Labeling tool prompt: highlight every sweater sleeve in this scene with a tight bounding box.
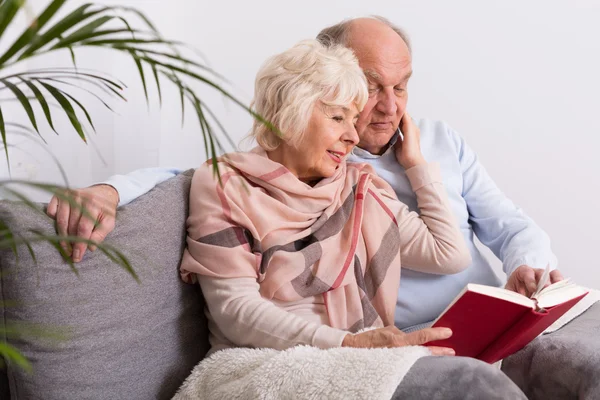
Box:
[198,276,348,350]
[100,167,184,206]
[385,162,471,274]
[451,128,557,276]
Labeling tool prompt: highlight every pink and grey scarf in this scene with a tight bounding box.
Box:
[180,147,402,332]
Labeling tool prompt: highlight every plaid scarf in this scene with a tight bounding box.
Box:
[180,147,401,332]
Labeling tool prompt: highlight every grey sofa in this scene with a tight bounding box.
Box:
[2,170,599,400]
[0,170,210,399]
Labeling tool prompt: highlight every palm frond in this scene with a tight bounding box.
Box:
[32,75,117,112]
[19,78,58,133]
[0,1,247,164]
[128,50,148,104]
[1,321,69,342]
[0,0,270,373]
[0,217,17,260]
[0,0,23,39]
[0,106,8,171]
[0,78,40,135]
[16,4,101,60]
[0,0,67,65]
[0,341,31,373]
[150,63,161,106]
[36,81,86,141]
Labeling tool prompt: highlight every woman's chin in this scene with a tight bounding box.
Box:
[319,167,338,179]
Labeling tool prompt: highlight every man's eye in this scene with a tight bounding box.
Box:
[332,116,344,122]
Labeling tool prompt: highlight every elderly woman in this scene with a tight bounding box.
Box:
[177,39,471,398]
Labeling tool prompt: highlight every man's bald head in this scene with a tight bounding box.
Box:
[345,18,411,64]
[316,16,411,55]
[317,16,413,155]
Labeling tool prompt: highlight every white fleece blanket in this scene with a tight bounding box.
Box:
[172,345,430,400]
[174,290,600,400]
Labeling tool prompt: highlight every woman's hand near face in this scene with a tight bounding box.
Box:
[394,112,427,169]
[342,325,455,356]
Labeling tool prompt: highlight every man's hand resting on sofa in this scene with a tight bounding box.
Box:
[505,265,564,297]
[46,185,119,262]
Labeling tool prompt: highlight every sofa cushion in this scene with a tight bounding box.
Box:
[0,169,209,400]
[502,301,600,399]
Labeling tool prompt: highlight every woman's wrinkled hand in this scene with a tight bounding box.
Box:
[394,112,426,169]
[342,325,455,356]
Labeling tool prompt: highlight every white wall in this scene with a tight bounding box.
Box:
[2,0,599,287]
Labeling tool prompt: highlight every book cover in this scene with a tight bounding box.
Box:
[426,281,588,364]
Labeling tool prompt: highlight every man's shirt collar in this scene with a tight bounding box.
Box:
[351,129,400,159]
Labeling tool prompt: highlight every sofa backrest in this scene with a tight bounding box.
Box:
[0,170,210,399]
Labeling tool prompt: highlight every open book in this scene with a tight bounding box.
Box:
[427,274,588,364]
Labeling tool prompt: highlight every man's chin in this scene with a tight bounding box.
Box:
[358,129,396,154]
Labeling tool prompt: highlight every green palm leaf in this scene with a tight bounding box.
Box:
[0,78,40,135]
[19,78,58,134]
[0,342,31,373]
[58,15,113,44]
[0,1,273,373]
[129,50,148,103]
[0,218,17,259]
[61,90,95,132]
[36,75,117,111]
[1,1,250,161]
[0,0,67,65]
[11,68,126,90]
[0,0,23,39]
[37,81,86,142]
[90,44,226,81]
[150,63,161,106]
[53,28,137,49]
[17,4,99,60]
[0,106,8,170]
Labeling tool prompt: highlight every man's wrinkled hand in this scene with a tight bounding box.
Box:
[46,184,119,262]
[342,325,455,356]
[394,112,426,169]
[505,265,564,297]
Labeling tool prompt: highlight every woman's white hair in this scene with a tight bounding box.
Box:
[250,39,368,151]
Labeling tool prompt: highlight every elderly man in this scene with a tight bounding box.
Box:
[48,16,599,399]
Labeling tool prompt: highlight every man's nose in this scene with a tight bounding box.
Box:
[376,89,398,116]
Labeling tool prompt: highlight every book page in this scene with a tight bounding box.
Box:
[531,263,551,299]
[537,280,589,308]
[465,284,535,308]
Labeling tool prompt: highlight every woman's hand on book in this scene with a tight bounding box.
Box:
[505,265,564,297]
[341,325,455,356]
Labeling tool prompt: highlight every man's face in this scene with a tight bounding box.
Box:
[348,21,413,155]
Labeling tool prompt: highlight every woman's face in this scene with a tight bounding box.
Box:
[274,102,360,184]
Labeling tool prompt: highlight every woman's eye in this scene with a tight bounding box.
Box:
[333,116,344,122]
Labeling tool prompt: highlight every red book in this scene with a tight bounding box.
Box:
[427,280,588,364]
